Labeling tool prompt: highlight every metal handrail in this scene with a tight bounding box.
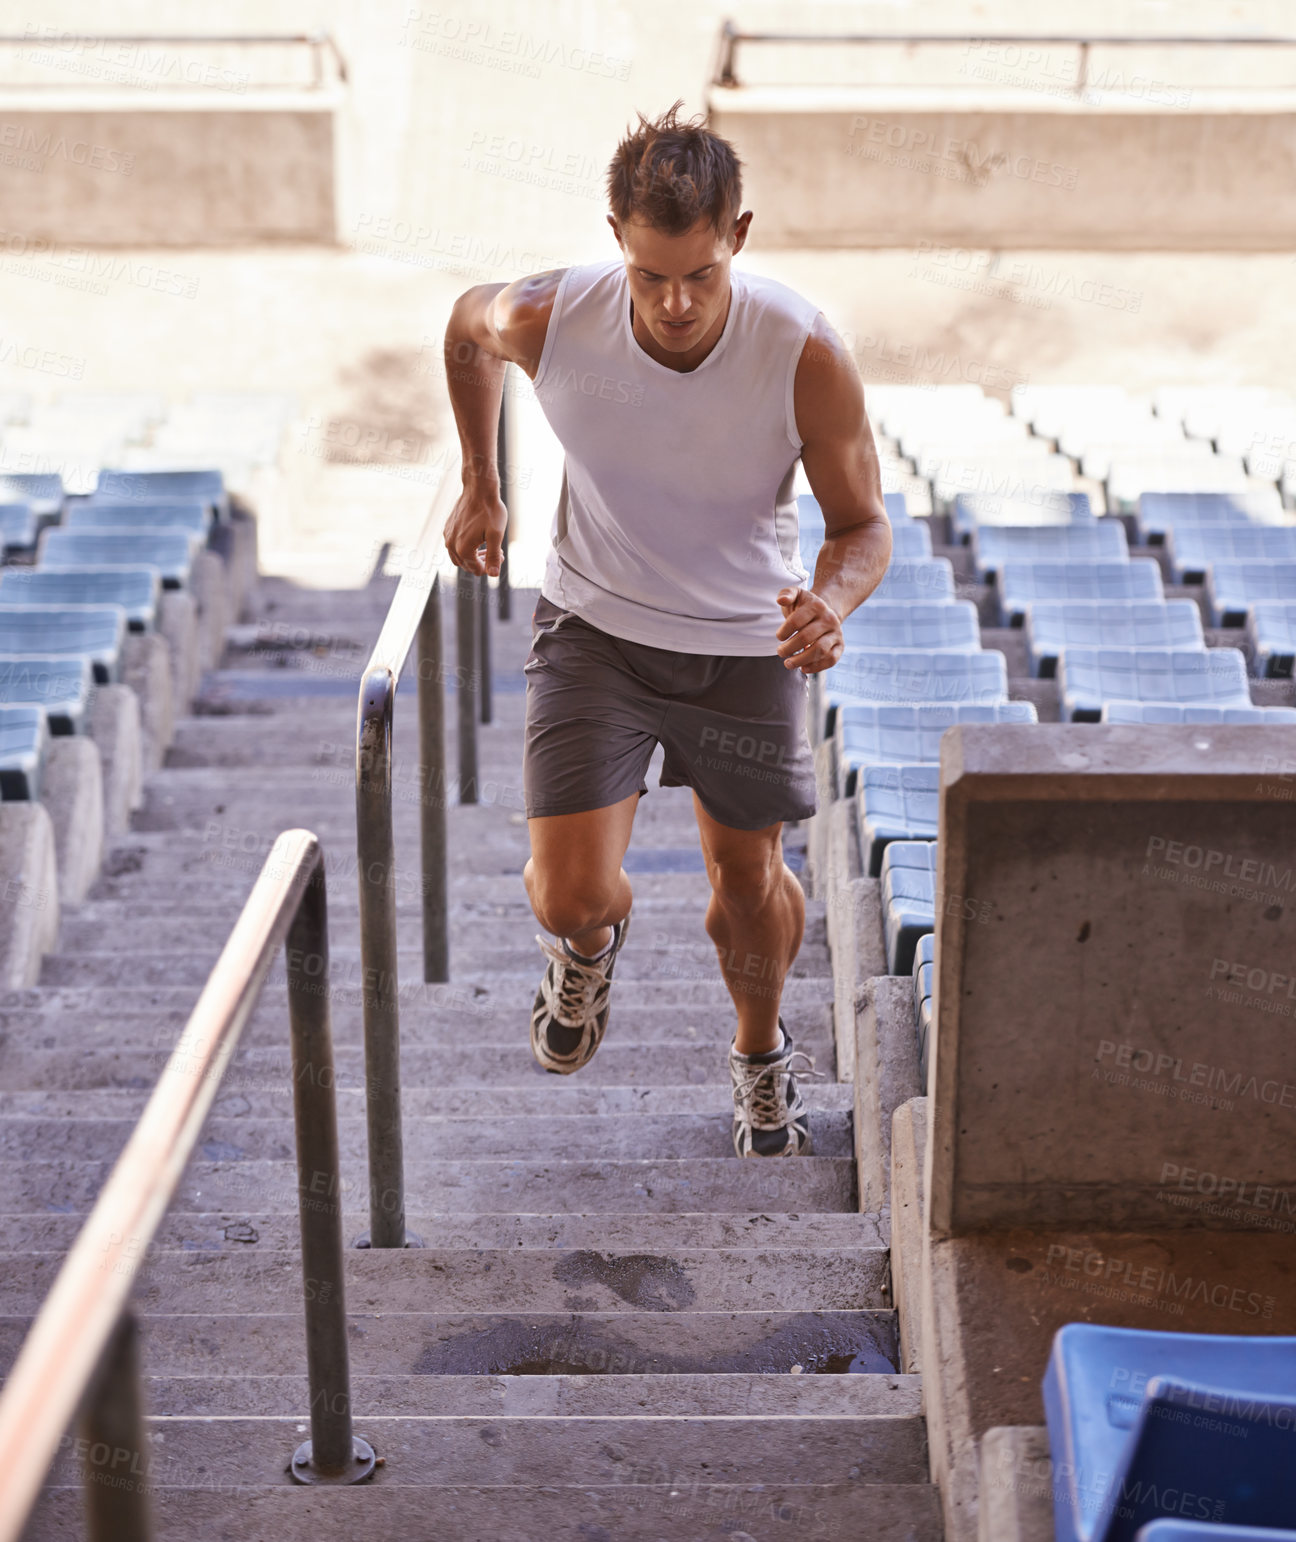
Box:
[711,21,1296,89]
[0,30,348,88]
[0,829,373,1542]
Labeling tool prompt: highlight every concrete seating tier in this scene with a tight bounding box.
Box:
[1100,701,1296,725]
[952,491,1093,540]
[37,527,200,588]
[1011,384,1148,440]
[0,655,92,734]
[1024,600,1204,679]
[66,500,212,538]
[92,465,228,518]
[998,561,1165,626]
[1206,562,1296,627]
[931,454,1076,517]
[843,601,980,653]
[858,764,939,876]
[0,474,63,522]
[1136,490,1287,544]
[837,703,1039,793]
[1056,646,1252,721]
[0,605,127,684]
[973,522,1129,581]
[1245,602,1296,677]
[1164,522,1296,584]
[0,703,50,799]
[1105,455,1251,514]
[0,566,161,632]
[881,839,937,975]
[823,649,1009,721]
[1044,1323,1296,1542]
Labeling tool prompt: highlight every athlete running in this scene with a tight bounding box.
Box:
[442,101,891,1156]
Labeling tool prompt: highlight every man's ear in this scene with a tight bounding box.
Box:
[607,213,622,247]
[732,209,753,255]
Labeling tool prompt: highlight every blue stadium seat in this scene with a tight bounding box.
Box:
[1246,603,1296,678]
[0,704,50,800]
[912,931,934,1086]
[871,559,956,604]
[93,466,227,518]
[65,500,212,538]
[825,649,1009,713]
[1206,562,1296,627]
[1100,701,1296,725]
[0,656,93,734]
[881,840,937,975]
[1136,1525,1296,1541]
[836,702,1039,790]
[38,527,199,588]
[857,764,939,876]
[0,503,38,555]
[1136,490,1286,545]
[0,605,127,684]
[0,566,161,632]
[1164,523,1296,583]
[999,560,1164,626]
[0,473,63,523]
[973,521,1129,580]
[1057,647,1252,721]
[1024,600,1204,678]
[842,601,981,653]
[1044,1323,1296,1542]
[952,490,1093,540]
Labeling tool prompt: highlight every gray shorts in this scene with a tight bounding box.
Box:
[523,594,818,831]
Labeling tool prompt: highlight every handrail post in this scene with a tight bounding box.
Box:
[287,860,377,1482]
[354,674,417,1249]
[478,573,493,725]
[417,574,449,982]
[455,568,479,803]
[80,1313,151,1542]
[497,385,512,620]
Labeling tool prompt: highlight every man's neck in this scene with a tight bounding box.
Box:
[629,284,732,374]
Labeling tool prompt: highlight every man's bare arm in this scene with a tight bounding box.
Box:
[441,269,562,574]
[774,315,892,673]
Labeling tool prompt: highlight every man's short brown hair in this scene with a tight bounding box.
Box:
[606,99,743,237]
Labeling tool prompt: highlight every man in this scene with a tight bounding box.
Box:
[442,101,891,1156]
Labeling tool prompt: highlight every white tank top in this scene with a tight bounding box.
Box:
[531,256,822,655]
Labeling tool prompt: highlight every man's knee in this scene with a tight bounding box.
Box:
[707,849,782,918]
[528,867,621,938]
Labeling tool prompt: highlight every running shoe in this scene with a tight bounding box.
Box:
[729,1020,818,1157]
[530,914,630,1075]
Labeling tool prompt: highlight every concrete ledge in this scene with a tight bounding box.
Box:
[891,1096,928,1376]
[830,876,885,1082]
[808,739,843,898]
[41,737,104,908]
[160,591,200,712]
[853,975,923,1215]
[89,685,143,836]
[191,548,232,672]
[978,1427,1053,1542]
[123,632,175,770]
[210,512,259,622]
[0,803,59,988]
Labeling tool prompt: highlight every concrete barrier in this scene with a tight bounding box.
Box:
[919,722,1296,1541]
[89,684,143,836]
[41,737,104,908]
[160,590,200,710]
[123,631,175,771]
[0,804,59,988]
[890,1096,927,1376]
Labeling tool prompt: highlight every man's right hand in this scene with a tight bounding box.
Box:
[444,483,508,577]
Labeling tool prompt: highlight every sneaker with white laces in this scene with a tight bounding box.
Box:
[729,1019,819,1157]
[530,913,630,1075]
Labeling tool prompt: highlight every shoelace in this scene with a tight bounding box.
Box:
[732,1048,824,1128]
[535,934,612,1027]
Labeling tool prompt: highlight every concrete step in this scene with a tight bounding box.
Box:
[0,1039,835,1092]
[0,1155,857,1215]
[0,1108,855,1162]
[3,1244,887,1315]
[129,1369,921,1417]
[25,1480,942,1542]
[0,1307,897,1376]
[41,1411,928,1488]
[0,1208,883,1255]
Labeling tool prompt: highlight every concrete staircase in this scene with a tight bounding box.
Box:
[3,572,942,1540]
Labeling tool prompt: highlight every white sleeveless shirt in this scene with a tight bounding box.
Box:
[531,256,822,655]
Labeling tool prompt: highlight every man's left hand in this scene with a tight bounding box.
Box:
[775,587,844,674]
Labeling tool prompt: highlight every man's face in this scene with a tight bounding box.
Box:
[610,212,750,355]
